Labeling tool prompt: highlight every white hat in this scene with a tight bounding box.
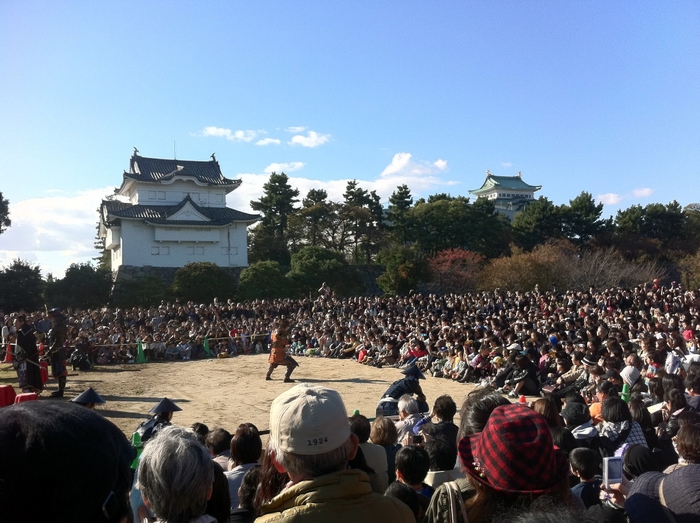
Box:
[620,366,641,387]
[269,384,350,455]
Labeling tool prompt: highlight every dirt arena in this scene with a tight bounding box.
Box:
[2,355,478,436]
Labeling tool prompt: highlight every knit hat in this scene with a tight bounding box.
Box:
[458,404,569,494]
[620,366,641,387]
[0,401,135,523]
[625,465,700,523]
[561,401,591,427]
[269,384,350,455]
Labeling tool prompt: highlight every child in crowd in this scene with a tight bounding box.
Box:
[569,447,602,509]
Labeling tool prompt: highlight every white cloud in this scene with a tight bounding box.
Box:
[256,138,281,146]
[597,193,623,205]
[286,126,307,133]
[199,127,261,142]
[263,162,304,173]
[288,130,331,148]
[501,162,512,168]
[381,153,449,178]
[434,159,448,171]
[632,188,653,198]
[0,187,115,277]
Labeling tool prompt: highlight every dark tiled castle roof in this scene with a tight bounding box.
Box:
[125,154,241,187]
[102,196,259,226]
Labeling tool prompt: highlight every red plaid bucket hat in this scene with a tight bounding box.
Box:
[458,404,569,494]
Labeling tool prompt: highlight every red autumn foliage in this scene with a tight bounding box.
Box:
[427,248,485,294]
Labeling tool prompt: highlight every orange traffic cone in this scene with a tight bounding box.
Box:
[2,344,12,364]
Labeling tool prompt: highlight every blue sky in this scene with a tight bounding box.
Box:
[1,1,699,277]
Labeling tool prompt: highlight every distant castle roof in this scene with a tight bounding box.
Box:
[469,170,541,195]
[102,195,259,227]
[118,152,241,192]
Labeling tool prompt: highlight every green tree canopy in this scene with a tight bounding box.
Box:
[287,246,364,297]
[0,259,43,311]
[387,184,413,243]
[112,276,172,308]
[376,245,428,295]
[0,192,10,235]
[172,262,236,304]
[560,191,606,246]
[250,172,300,239]
[238,261,291,300]
[511,196,564,250]
[44,263,111,309]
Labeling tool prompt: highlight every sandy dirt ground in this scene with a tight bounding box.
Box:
[2,355,480,437]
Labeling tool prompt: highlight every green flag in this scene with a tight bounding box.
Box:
[203,337,212,358]
[136,340,148,363]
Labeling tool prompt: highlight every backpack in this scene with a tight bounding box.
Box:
[598,425,631,458]
[134,417,169,444]
[424,479,471,523]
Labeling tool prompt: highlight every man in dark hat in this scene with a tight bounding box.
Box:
[376,365,428,417]
[133,397,182,445]
[71,387,106,410]
[46,307,68,397]
[13,314,43,393]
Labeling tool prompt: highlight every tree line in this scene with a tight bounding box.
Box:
[245,172,700,294]
[2,178,700,311]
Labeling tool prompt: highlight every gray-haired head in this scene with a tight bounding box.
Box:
[398,394,419,415]
[138,426,214,523]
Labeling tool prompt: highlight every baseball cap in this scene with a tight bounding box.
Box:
[269,384,350,455]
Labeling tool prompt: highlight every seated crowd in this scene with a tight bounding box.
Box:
[3,366,699,523]
[2,282,700,385]
[2,281,700,522]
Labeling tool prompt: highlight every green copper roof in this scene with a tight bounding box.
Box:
[469,171,541,195]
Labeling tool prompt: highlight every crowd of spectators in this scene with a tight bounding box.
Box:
[2,282,700,380]
[2,281,700,522]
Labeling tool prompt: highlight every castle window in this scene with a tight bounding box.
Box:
[157,191,166,200]
[187,247,195,255]
[148,191,156,200]
[196,247,205,255]
[161,247,170,255]
[151,247,159,255]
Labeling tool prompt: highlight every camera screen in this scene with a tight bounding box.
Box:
[605,458,622,480]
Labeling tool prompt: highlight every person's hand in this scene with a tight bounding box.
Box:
[601,472,631,506]
[601,475,630,507]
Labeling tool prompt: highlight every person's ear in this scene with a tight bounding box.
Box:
[347,433,359,461]
[271,451,287,474]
